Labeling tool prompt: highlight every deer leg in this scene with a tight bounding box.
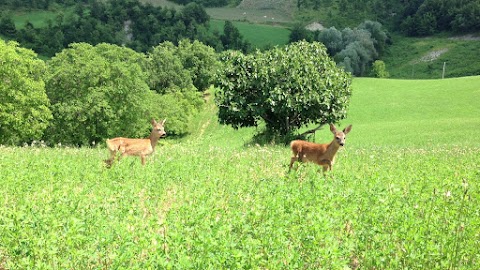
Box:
[104,150,116,168]
[141,155,146,165]
[289,156,298,172]
[321,165,329,176]
[319,159,332,170]
[297,152,304,162]
[316,159,332,177]
[104,158,113,168]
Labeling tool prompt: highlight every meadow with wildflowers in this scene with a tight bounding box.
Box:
[0,76,479,269]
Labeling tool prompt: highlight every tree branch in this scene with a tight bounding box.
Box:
[299,123,326,137]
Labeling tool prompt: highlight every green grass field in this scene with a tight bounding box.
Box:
[11,10,62,29]
[1,77,480,269]
[344,76,480,147]
[210,19,291,49]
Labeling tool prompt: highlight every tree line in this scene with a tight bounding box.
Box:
[1,38,353,146]
[0,0,251,57]
[290,20,390,76]
[296,0,480,36]
[0,39,219,146]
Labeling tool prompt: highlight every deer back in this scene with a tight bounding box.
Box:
[106,137,154,156]
[291,140,330,163]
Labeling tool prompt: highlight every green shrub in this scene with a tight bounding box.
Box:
[371,60,390,78]
[147,41,205,135]
[0,40,52,145]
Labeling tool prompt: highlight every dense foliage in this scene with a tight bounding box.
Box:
[401,0,480,35]
[0,0,250,56]
[44,43,157,146]
[0,38,218,145]
[0,40,52,145]
[215,41,352,135]
[175,39,221,92]
[146,41,205,135]
[291,20,390,76]
[297,0,480,36]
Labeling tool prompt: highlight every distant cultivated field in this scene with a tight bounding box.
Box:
[11,10,60,28]
[206,7,292,24]
[1,77,479,269]
[210,19,290,48]
[140,0,295,24]
[139,0,181,9]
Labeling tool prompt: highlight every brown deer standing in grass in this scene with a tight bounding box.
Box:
[289,123,352,174]
[104,119,166,168]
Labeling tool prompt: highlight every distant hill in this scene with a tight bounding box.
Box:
[3,0,479,78]
[384,34,480,79]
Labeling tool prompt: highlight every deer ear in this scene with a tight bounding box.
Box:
[151,119,157,125]
[161,118,166,125]
[343,125,352,135]
[329,123,337,134]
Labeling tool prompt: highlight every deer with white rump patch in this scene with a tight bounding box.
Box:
[289,123,352,174]
[104,119,166,168]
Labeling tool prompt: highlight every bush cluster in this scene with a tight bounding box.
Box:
[0,40,219,146]
[291,20,389,76]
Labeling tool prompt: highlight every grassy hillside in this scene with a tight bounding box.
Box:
[343,76,480,147]
[194,76,480,148]
[1,77,479,269]
[385,34,480,79]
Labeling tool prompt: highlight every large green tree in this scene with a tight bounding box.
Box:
[176,39,220,91]
[215,41,352,135]
[315,21,389,76]
[0,40,52,145]
[146,41,204,135]
[44,43,159,146]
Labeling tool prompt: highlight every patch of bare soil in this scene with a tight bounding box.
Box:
[419,48,449,62]
[305,22,324,31]
[449,34,480,41]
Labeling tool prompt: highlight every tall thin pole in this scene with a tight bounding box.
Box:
[442,62,446,79]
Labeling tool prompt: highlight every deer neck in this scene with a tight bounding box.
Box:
[149,133,160,149]
[326,140,341,158]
